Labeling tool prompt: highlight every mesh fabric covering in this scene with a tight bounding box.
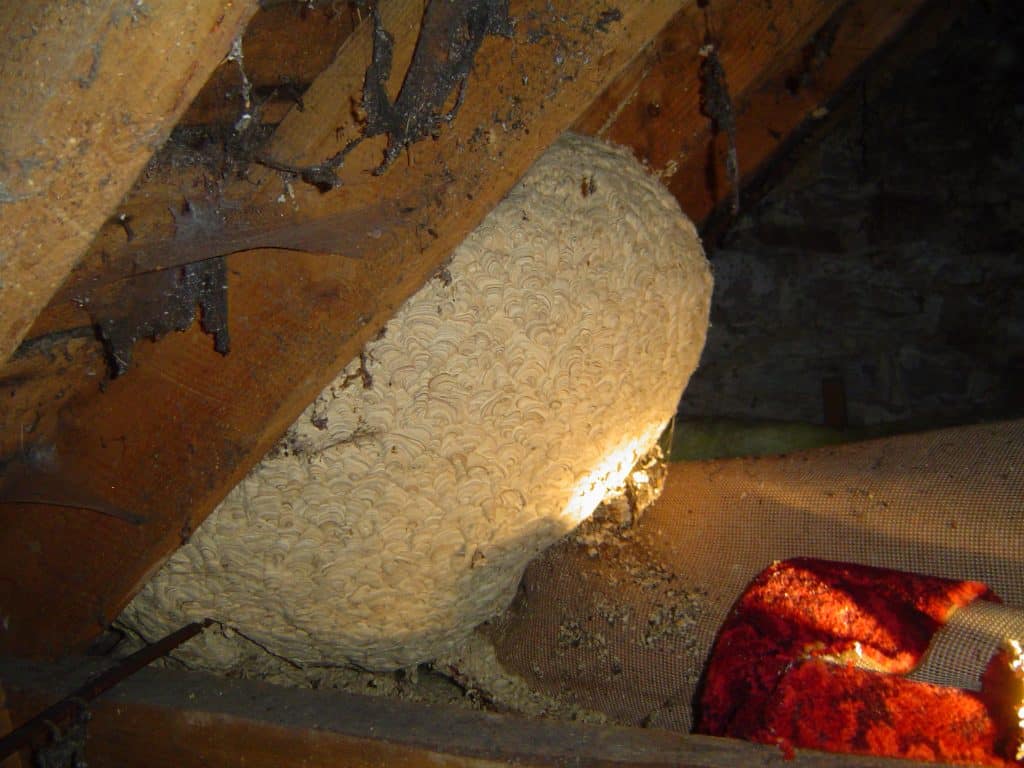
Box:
[908,600,1024,691]
[484,419,1024,732]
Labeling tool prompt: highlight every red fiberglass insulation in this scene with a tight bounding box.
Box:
[697,558,1023,765]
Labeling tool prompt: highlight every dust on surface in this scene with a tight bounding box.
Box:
[477,445,710,728]
[121,444,707,727]
[314,446,702,725]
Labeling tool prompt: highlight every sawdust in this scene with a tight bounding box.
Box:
[563,455,707,670]
[112,441,689,726]
[474,442,711,730]
[577,449,657,533]
[158,625,604,722]
[410,447,687,724]
[558,443,705,662]
[436,633,607,723]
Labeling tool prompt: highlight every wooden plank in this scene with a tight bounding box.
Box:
[179,3,359,127]
[0,657,947,768]
[26,0,941,347]
[0,0,690,657]
[0,0,960,660]
[574,0,942,228]
[700,0,966,239]
[0,0,259,365]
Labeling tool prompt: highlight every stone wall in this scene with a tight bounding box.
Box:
[680,3,1024,428]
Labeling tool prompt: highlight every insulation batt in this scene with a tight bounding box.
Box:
[119,133,713,671]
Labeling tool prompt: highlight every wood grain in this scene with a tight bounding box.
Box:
[0,0,688,657]
[574,0,939,227]
[1,657,949,768]
[0,0,259,364]
[179,3,359,127]
[0,0,958,659]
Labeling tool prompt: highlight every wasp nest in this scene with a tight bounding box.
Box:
[119,133,712,671]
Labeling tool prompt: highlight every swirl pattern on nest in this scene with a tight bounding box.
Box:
[119,133,713,671]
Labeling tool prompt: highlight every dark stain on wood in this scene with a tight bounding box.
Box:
[95,256,229,378]
[361,0,514,173]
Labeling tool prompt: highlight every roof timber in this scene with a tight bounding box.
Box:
[575,0,948,228]
[1,656,948,768]
[0,0,259,365]
[0,0,692,657]
[0,0,956,658]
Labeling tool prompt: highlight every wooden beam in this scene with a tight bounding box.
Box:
[0,0,963,660]
[573,0,842,204]
[0,657,945,768]
[0,0,690,657]
[701,0,966,239]
[0,0,259,365]
[574,0,944,229]
[179,3,359,127]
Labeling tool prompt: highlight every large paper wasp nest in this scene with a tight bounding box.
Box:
[119,133,712,671]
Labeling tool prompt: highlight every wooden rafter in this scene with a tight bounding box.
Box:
[0,0,691,657]
[0,0,962,658]
[2,657,946,768]
[0,0,259,365]
[574,0,946,229]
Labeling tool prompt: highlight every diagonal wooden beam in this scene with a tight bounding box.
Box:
[573,0,845,212]
[0,0,962,660]
[0,0,259,365]
[0,0,690,657]
[1,657,945,768]
[179,3,359,127]
[39,1,445,304]
[574,0,946,230]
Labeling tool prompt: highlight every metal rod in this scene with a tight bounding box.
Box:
[0,619,212,761]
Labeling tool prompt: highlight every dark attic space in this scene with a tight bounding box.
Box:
[680,2,1024,444]
[1,2,1023,768]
